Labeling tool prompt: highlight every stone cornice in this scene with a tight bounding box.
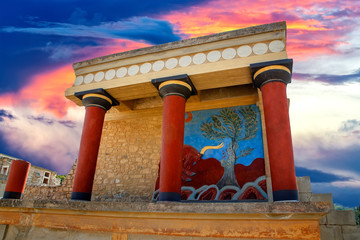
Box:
[73,22,286,69]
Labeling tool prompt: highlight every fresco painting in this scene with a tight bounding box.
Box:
[154,104,267,201]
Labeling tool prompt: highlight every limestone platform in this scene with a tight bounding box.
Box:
[0,199,330,239]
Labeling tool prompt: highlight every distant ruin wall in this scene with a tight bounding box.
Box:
[23,162,76,200]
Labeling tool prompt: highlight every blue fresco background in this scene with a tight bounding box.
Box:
[184,105,264,166]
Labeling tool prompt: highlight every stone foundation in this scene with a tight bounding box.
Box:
[0,200,330,240]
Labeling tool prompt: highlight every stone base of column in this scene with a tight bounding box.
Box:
[71,192,92,201]
[3,191,23,199]
[159,192,181,202]
[273,190,298,201]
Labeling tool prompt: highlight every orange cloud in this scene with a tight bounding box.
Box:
[160,0,355,60]
[0,39,150,118]
[0,65,75,118]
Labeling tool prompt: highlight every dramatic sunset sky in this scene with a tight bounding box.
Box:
[0,0,359,207]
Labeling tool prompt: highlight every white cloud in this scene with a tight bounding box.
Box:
[288,80,360,135]
[0,106,84,174]
[332,180,360,188]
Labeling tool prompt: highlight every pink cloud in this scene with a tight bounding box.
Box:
[160,0,358,60]
[0,39,150,118]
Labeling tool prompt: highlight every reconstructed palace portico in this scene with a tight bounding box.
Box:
[67,21,297,203]
[1,22,358,240]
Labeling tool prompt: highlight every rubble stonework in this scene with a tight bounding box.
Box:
[92,116,161,201]
[22,161,77,200]
[0,154,61,199]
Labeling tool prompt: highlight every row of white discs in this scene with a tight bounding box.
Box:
[75,40,284,86]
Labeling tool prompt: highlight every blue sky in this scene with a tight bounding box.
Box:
[0,0,359,207]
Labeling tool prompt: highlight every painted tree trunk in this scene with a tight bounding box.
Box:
[216,143,239,189]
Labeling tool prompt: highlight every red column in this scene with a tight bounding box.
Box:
[3,160,31,199]
[250,59,298,201]
[159,95,186,201]
[71,91,116,201]
[152,75,197,201]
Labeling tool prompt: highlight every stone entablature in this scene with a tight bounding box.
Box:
[72,39,285,86]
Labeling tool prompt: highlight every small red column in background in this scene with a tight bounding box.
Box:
[152,75,197,201]
[3,160,31,199]
[71,89,118,201]
[251,59,298,201]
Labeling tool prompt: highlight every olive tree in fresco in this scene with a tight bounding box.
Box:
[200,106,258,188]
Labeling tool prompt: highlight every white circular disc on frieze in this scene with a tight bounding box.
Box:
[74,76,84,86]
[140,63,152,74]
[128,65,139,76]
[269,40,285,52]
[94,72,105,82]
[222,48,236,60]
[84,74,94,84]
[253,43,268,55]
[116,67,127,78]
[105,70,115,80]
[165,58,178,69]
[193,53,206,65]
[179,56,192,67]
[237,45,252,57]
[152,60,165,72]
[207,50,221,62]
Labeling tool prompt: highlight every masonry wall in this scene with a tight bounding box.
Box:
[92,116,161,201]
[23,162,76,200]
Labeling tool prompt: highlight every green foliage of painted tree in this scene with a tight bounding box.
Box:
[56,175,66,185]
[200,106,258,188]
[356,206,360,225]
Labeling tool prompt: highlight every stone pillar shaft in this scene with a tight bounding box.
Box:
[71,106,106,200]
[71,89,118,201]
[152,75,197,201]
[3,160,31,199]
[261,81,297,200]
[159,95,186,201]
[251,59,298,201]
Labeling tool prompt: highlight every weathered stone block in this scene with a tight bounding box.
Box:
[342,226,360,240]
[0,225,7,239]
[319,215,327,225]
[297,176,312,193]
[311,193,334,209]
[320,225,343,240]
[326,210,356,225]
[299,192,312,202]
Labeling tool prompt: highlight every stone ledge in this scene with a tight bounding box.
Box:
[311,193,334,209]
[0,200,328,239]
[0,199,330,220]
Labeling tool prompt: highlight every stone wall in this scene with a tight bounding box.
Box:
[297,176,360,240]
[23,161,77,201]
[27,165,60,186]
[92,115,161,201]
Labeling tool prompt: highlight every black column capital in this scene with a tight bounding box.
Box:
[75,88,119,111]
[152,74,197,100]
[250,59,293,89]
